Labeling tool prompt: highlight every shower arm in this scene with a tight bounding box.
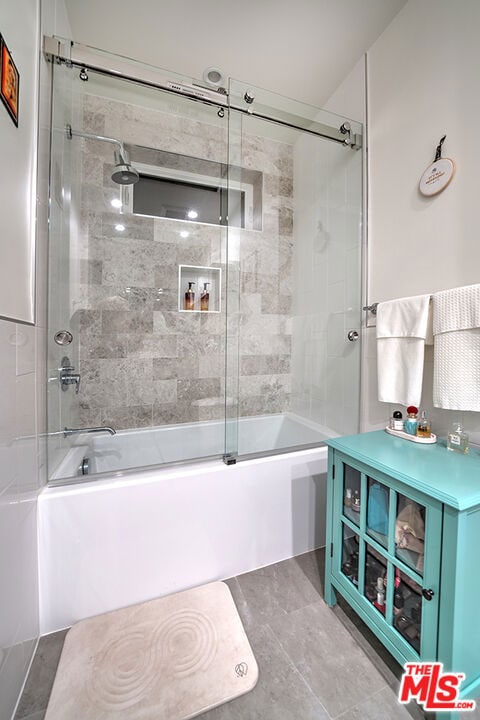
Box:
[65,124,127,158]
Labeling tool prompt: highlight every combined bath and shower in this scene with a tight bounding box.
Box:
[65,124,140,185]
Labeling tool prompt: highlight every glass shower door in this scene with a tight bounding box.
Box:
[47,59,232,481]
[46,43,363,482]
[226,79,363,459]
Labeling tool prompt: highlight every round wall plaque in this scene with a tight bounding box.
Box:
[419,156,455,196]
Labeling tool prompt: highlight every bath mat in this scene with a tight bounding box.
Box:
[45,582,258,720]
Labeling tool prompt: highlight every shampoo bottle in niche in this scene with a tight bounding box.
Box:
[200,282,210,311]
[184,282,195,311]
[404,406,418,435]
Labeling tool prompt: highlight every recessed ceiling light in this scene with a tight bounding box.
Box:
[115,223,125,232]
[187,209,198,219]
[111,198,122,208]
[180,230,190,238]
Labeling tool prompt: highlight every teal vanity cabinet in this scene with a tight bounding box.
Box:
[325,431,480,716]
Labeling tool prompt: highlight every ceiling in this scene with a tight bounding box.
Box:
[64,0,407,108]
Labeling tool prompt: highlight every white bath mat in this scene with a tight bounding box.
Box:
[45,582,258,720]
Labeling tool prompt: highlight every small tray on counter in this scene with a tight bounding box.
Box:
[385,426,437,444]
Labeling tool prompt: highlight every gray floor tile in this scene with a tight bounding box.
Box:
[460,697,480,719]
[198,623,330,720]
[14,630,67,719]
[232,555,323,628]
[332,597,400,688]
[269,599,388,718]
[16,713,45,720]
[293,548,325,596]
[335,685,413,720]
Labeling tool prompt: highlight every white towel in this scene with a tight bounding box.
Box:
[433,284,480,410]
[376,294,432,406]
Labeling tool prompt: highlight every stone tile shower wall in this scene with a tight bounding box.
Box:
[74,94,293,430]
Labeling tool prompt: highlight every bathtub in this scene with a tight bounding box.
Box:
[39,413,330,634]
[49,412,332,479]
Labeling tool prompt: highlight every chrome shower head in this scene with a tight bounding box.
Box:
[65,125,140,186]
[111,149,140,185]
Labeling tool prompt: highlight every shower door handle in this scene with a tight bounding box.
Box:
[347,330,359,342]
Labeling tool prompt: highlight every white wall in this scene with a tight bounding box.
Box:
[0,1,71,718]
[0,1,38,324]
[363,0,480,441]
[0,1,40,715]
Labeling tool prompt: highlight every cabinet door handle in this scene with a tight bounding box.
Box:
[422,588,435,601]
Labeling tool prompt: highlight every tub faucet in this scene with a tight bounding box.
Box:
[63,426,116,438]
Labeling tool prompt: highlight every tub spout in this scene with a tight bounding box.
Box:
[63,426,116,437]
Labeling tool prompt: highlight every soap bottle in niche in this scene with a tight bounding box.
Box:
[416,410,432,438]
[184,282,195,311]
[404,406,418,435]
[200,282,210,311]
[447,422,469,454]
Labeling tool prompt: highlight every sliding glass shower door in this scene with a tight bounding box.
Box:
[226,80,363,458]
[47,60,232,480]
[46,43,363,482]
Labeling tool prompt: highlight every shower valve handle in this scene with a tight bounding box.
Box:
[60,356,81,393]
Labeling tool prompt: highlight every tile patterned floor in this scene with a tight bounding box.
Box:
[15,548,476,720]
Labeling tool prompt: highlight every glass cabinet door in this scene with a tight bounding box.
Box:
[393,572,423,654]
[366,477,389,550]
[333,457,441,663]
[395,493,425,576]
[342,464,361,526]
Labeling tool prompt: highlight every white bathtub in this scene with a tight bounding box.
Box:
[50,412,332,479]
[39,413,330,634]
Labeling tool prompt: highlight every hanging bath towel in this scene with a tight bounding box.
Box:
[376,294,432,407]
[433,284,480,410]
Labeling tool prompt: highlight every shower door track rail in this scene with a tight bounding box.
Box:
[44,36,361,148]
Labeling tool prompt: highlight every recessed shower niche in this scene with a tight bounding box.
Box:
[178,265,221,313]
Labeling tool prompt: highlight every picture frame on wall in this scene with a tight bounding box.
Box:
[0,33,19,127]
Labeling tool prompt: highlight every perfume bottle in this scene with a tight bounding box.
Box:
[393,588,404,615]
[416,410,432,438]
[373,589,385,614]
[184,282,195,311]
[200,282,210,311]
[390,410,404,431]
[447,422,469,454]
[344,487,352,508]
[352,489,361,513]
[404,406,418,435]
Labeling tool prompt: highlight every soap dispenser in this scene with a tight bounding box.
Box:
[184,282,195,311]
[200,282,210,311]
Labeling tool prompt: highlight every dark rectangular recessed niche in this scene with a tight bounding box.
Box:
[133,175,245,228]
[123,145,263,231]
